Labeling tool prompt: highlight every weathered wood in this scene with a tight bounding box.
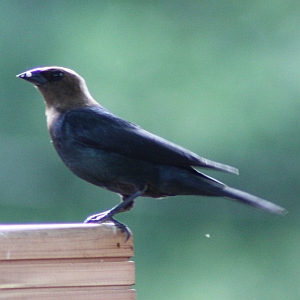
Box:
[1,288,135,300]
[0,223,133,260]
[0,223,135,300]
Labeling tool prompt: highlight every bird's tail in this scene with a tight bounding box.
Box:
[220,185,287,215]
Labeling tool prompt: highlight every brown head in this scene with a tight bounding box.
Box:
[17,66,98,111]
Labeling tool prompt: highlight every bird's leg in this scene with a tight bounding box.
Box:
[84,190,143,222]
[84,189,145,241]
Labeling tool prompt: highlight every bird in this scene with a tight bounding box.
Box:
[17,66,286,239]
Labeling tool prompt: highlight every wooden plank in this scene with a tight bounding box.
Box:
[0,259,134,288]
[0,287,136,300]
[0,223,135,299]
[0,223,133,260]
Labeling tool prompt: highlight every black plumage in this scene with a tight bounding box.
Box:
[17,66,287,238]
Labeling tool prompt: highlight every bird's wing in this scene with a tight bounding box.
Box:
[62,107,238,174]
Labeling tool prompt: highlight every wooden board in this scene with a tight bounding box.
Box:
[0,223,133,260]
[0,223,135,300]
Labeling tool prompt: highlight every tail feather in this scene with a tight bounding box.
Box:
[221,186,287,215]
[198,158,239,175]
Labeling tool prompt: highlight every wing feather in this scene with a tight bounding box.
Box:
[62,106,238,174]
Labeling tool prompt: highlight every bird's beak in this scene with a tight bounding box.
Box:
[16,69,48,85]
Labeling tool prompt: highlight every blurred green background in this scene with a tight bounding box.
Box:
[1,0,300,299]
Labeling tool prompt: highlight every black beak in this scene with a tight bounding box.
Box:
[17,69,48,85]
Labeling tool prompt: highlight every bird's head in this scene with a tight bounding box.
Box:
[17,66,98,111]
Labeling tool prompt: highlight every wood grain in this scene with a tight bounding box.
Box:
[0,223,135,300]
[0,223,133,260]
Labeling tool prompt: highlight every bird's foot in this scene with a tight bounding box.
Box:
[83,189,146,242]
[84,211,111,223]
[84,211,131,242]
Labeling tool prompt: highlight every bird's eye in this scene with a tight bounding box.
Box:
[50,71,64,81]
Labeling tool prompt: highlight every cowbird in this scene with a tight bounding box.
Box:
[17,66,286,238]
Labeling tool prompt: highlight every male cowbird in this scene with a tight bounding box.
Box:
[17,66,286,238]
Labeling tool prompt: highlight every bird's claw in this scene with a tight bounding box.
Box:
[84,211,110,223]
[84,211,131,242]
